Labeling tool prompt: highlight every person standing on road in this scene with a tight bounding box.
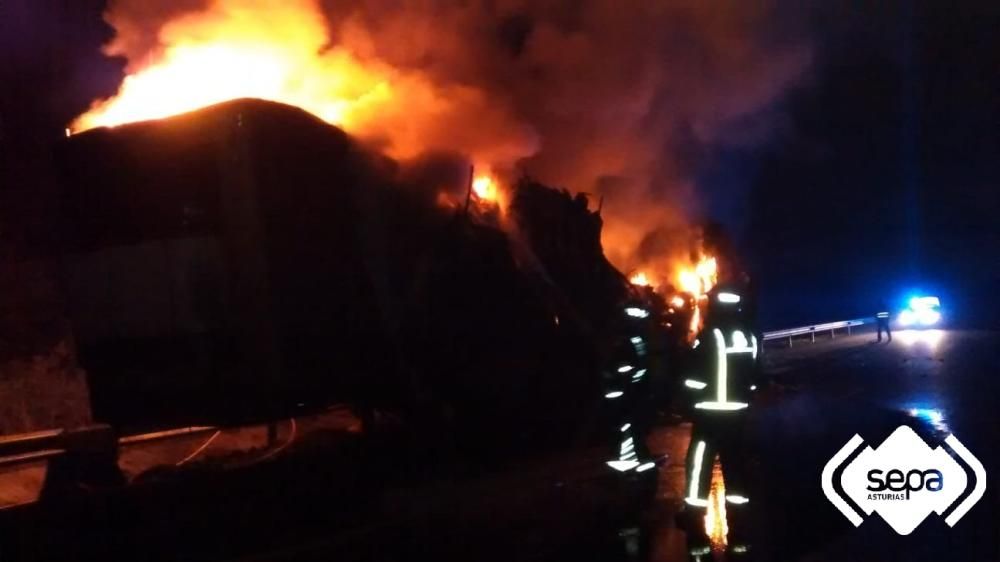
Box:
[679,282,759,541]
[876,300,892,342]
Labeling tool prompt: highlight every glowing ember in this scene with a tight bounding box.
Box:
[472,173,499,203]
[704,458,729,550]
[630,271,651,287]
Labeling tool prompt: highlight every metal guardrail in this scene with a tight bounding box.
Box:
[118,426,216,445]
[763,318,869,347]
[0,423,221,510]
[0,425,217,469]
[0,429,68,466]
[0,428,64,458]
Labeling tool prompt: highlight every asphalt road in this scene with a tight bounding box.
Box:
[344,327,1000,562]
[3,328,997,561]
[642,327,1000,561]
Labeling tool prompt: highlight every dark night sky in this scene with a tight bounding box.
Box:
[723,2,1000,328]
[2,1,998,329]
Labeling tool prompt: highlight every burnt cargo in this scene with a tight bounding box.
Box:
[54,99,637,458]
[57,100,416,428]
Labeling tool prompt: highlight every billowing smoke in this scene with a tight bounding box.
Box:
[91,0,810,282]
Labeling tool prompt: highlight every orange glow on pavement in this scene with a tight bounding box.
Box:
[704,458,729,550]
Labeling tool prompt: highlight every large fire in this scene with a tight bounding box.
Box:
[71,0,734,307]
[68,0,796,325]
[69,0,534,179]
[71,0,395,135]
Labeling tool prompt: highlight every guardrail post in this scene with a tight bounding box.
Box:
[831,327,835,339]
[39,424,125,502]
[788,336,793,348]
[811,331,815,343]
[848,325,852,335]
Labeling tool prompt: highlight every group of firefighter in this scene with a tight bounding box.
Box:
[602,272,760,545]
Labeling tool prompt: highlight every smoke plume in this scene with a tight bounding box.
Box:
[92,0,810,281]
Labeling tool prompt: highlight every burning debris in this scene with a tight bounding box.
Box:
[471,172,500,205]
[679,253,720,339]
[678,256,719,297]
[628,246,722,342]
[55,100,642,458]
[70,0,538,185]
[629,271,651,287]
[45,4,773,543]
[71,0,809,282]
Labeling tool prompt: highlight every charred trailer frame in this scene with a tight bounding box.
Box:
[54,101,398,430]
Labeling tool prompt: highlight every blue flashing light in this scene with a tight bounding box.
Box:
[900,294,942,327]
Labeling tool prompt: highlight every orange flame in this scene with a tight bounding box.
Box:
[69,0,536,178]
[704,457,729,550]
[71,0,394,134]
[472,173,499,203]
[629,271,651,287]
[677,256,718,296]
[467,167,510,215]
[677,254,717,338]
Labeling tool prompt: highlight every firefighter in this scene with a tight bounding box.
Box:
[602,297,660,477]
[679,282,759,537]
[876,300,892,342]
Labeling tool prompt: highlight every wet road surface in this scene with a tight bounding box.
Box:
[631,328,1000,561]
[270,328,1000,562]
[3,329,997,561]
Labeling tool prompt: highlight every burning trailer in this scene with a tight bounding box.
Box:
[53,99,666,461]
